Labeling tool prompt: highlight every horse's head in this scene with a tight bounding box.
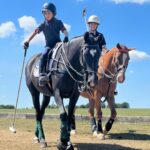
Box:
[81,44,101,88]
[113,43,134,83]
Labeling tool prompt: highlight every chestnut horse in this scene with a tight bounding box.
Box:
[71,44,134,139]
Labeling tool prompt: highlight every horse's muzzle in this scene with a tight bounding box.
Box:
[117,74,125,83]
[88,74,98,88]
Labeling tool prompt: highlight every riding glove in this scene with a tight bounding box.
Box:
[63,36,69,43]
[24,42,29,49]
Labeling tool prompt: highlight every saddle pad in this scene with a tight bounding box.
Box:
[33,42,62,78]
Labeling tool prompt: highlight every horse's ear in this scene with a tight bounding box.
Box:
[128,48,136,51]
[117,43,128,50]
[116,43,121,49]
[84,32,89,43]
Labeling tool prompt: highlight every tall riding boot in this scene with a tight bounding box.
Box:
[39,58,49,86]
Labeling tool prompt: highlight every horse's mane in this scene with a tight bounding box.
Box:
[70,35,84,44]
[103,47,117,59]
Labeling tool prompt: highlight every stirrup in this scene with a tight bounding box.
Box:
[39,73,49,86]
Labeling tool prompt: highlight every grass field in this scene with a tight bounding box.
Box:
[0,108,150,117]
[0,118,150,150]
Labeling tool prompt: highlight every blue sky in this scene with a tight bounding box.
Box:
[0,0,150,108]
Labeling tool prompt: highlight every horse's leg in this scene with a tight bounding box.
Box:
[28,83,48,148]
[88,99,97,135]
[27,83,42,141]
[70,111,76,135]
[94,97,104,139]
[103,96,117,136]
[37,95,50,148]
[54,89,73,150]
[40,95,50,119]
[68,92,79,137]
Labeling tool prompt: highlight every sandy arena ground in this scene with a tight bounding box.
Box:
[0,118,150,150]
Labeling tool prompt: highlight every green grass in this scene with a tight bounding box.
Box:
[0,108,150,116]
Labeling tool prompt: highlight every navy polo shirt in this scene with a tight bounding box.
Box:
[89,31,106,50]
[36,18,66,48]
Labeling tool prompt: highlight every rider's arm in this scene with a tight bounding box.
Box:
[24,23,44,49]
[63,29,68,37]
[23,30,38,49]
[60,20,69,42]
[62,29,69,42]
[26,30,37,43]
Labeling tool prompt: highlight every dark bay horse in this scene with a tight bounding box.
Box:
[71,44,134,139]
[25,36,100,149]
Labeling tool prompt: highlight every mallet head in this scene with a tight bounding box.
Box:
[9,126,16,133]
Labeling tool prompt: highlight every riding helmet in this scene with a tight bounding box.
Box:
[42,2,56,15]
[88,15,100,24]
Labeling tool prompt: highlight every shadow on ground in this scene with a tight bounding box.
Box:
[109,130,150,141]
[74,143,140,150]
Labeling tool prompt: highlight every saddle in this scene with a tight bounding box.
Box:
[33,42,63,78]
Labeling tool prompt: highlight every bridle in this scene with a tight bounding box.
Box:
[80,44,99,74]
[100,48,129,83]
[58,42,99,91]
[100,48,130,103]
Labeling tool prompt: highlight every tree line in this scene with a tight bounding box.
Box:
[0,105,15,109]
[0,102,130,109]
[65,102,130,109]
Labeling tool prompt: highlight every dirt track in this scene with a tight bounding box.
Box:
[0,118,150,150]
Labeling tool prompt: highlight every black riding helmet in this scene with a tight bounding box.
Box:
[42,2,56,15]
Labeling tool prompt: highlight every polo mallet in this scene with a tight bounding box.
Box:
[9,48,27,133]
[82,8,88,31]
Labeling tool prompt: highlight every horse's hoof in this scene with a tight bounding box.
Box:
[71,130,77,135]
[57,140,74,150]
[103,127,108,135]
[97,133,105,140]
[33,137,40,143]
[66,141,74,150]
[57,140,66,150]
[40,138,47,148]
[93,131,97,137]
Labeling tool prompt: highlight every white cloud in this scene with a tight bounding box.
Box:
[129,50,150,61]
[64,23,71,32]
[110,0,150,4]
[0,21,16,38]
[18,16,44,45]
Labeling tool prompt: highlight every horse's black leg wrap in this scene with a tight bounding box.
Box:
[60,112,70,142]
[105,118,114,132]
[90,117,97,132]
[70,115,76,130]
[97,119,103,133]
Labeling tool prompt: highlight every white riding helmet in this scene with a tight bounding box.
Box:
[88,15,100,24]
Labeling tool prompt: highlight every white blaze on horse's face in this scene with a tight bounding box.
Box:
[90,49,97,57]
[117,52,129,83]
